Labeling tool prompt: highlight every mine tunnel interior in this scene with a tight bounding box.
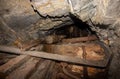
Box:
[0,15,108,79]
[1,0,119,79]
[40,14,97,43]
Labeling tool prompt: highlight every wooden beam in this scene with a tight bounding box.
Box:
[62,35,98,43]
[0,45,109,68]
[30,60,53,79]
[0,55,30,74]
[6,57,39,79]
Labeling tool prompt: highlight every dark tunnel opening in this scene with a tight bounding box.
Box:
[47,15,97,40]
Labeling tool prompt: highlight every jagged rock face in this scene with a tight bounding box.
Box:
[31,0,69,17]
[0,0,120,43]
[30,0,120,24]
[0,0,120,48]
[0,0,120,37]
[0,0,40,31]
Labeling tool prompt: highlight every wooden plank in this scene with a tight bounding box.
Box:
[30,60,53,79]
[44,61,56,79]
[6,57,39,79]
[0,45,111,68]
[0,55,30,74]
[62,35,98,43]
[44,43,105,61]
[0,53,16,66]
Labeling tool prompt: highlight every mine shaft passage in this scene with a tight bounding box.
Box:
[0,0,117,79]
[0,13,112,79]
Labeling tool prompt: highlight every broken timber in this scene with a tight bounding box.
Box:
[6,57,40,79]
[62,35,98,43]
[0,42,112,68]
[0,55,30,74]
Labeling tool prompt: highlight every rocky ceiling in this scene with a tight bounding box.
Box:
[0,0,120,44]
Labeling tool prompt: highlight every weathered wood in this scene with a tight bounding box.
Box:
[0,45,109,68]
[0,53,16,66]
[30,60,53,79]
[6,57,39,79]
[0,55,30,74]
[62,65,80,79]
[44,43,104,61]
[62,35,98,43]
[44,61,56,79]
